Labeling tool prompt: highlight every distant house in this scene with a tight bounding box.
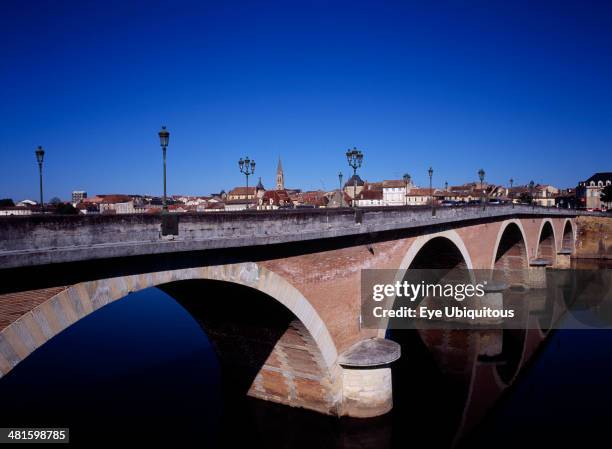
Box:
[325,190,352,208]
[291,190,328,208]
[258,190,292,210]
[98,195,135,214]
[356,189,384,207]
[577,172,612,210]
[227,187,256,201]
[405,188,436,206]
[382,180,410,206]
[0,206,32,216]
[554,188,577,209]
[343,174,365,200]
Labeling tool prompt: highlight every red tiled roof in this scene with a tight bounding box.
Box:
[99,195,132,204]
[263,190,292,204]
[406,188,435,196]
[382,180,405,188]
[359,190,383,200]
[228,187,256,196]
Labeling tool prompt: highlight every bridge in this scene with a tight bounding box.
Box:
[0,205,599,418]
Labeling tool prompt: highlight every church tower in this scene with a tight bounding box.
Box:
[276,157,285,190]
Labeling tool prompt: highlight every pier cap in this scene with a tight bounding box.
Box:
[338,338,400,367]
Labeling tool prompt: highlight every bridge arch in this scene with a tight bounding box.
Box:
[378,231,473,339]
[561,218,575,252]
[490,219,529,270]
[535,219,557,263]
[0,263,338,383]
[399,230,474,270]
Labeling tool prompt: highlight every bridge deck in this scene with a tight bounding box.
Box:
[0,205,592,270]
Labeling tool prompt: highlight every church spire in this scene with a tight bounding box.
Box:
[276,156,285,190]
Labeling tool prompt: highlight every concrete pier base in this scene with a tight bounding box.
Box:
[527,259,551,289]
[555,248,572,269]
[338,338,400,418]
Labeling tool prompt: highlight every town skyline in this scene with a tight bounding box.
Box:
[0,144,602,202]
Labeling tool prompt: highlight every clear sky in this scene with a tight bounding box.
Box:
[1,0,611,201]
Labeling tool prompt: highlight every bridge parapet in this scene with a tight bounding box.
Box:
[0,206,592,269]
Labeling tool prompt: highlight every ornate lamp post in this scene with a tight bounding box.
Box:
[158,126,170,212]
[35,146,45,213]
[428,166,435,216]
[478,168,486,210]
[239,156,256,209]
[403,173,411,206]
[509,178,514,208]
[338,171,344,207]
[529,180,535,210]
[346,147,363,208]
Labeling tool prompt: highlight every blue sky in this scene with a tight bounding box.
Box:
[1,0,611,200]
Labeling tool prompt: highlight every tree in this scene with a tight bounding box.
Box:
[53,203,79,215]
[49,197,62,205]
[518,192,532,204]
[0,198,15,207]
[601,184,612,207]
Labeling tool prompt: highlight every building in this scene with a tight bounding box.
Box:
[258,190,292,210]
[577,172,612,210]
[0,207,32,216]
[16,199,37,208]
[291,190,328,208]
[554,188,577,209]
[532,184,559,207]
[72,191,87,205]
[405,188,435,206]
[325,190,352,208]
[276,157,285,190]
[255,177,266,200]
[227,187,256,201]
[75,202,99,214]
[98,195,135,214]
[343,174,365,201]
[382,180,411,206]
[356,189,384,207]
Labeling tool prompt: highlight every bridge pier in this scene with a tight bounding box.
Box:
[527,259,551,289]
[555,248,572,269]
[337,338,400,418]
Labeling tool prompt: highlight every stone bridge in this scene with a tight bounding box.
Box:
[0,206,595,418]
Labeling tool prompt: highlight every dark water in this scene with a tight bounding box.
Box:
[1,266,611,448]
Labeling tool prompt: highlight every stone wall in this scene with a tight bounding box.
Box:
[574,216,612,259]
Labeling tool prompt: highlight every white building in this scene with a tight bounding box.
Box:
[72,190,87,205]
[99,195,135,214]
[0,207,32,216]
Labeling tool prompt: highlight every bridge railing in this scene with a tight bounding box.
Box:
[0,204,600,269]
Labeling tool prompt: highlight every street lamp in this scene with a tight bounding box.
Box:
[158,126,170,212]
[403,173,411,206]
[428,166,435,216]
[346,147,363,208]
[35,146,45,212]
[239,156,256,209]
[509,178,514,208]
[338,171,344,207]
[478,168,485,210]
[529,180,535,210]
